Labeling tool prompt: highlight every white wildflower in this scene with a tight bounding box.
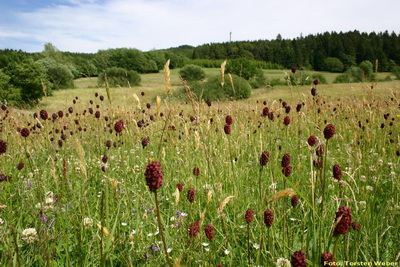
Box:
[22,228,38,244]
[0,218,3,224]
[83,217,93,229]
[276,257,291,267]
[253,243,260,249]
[224,249,230,255]
[269,183,277,190]
[366,186,374,191]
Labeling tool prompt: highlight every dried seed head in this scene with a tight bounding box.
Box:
[264,209,274,227]
[291,250,307,267]
[316,144,325,157]
[144,161,163,192]
[245,209,254,223]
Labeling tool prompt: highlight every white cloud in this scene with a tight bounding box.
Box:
[0,0,399,52]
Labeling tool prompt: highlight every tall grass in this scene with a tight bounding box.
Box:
[0,76,399,266]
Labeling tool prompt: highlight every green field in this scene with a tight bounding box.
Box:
[0,69,399,266]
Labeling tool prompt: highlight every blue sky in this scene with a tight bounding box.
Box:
[0,0,399,53]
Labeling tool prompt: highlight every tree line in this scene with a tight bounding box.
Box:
[1,30,400,106]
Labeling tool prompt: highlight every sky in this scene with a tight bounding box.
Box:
[0,0,399,53]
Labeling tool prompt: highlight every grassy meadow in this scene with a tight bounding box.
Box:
[0,68,399,266]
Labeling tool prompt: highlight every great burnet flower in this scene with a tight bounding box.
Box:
[0,140,7,155]
[40,110,49,120]
[204,224,215,241]
[321,252,336,266]
[144,161,163,192]
[323,124,335,140]
[264,209,274,227]
[307,136,318,146]
[245,209,254,223]
[332,164,342,180]
[188,221,200,239]
[291,195,299,207]
[114,120,124,133]
[187,188,195,203]
[225,115,233,125]
[260,150,270,166]
[333,206,352,236]
[291,250,306,267]
[281,153,291,168]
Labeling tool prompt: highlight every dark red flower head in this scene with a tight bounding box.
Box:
[262,107,269,117]
[282,166,293,177]
[324,124,335,140]
[189,221,200,239]
[291,67,297,74]
[264,209,274,227]
[224,124,231,135]
[245,209,254,223]
[40,110,49,120]
[281,153,291,168]
[351,221,361,231]
[296,103,302,112]
[313,79,319,85]
[144,161,163,192]
[176,183,183,192]
[21,128,30,138]
[260,150,270,166]
[333,206,352,236]
[291,195,299,207]
[307,136,318,146]
[205,98,212,107]
[225,115,233,125]
[0,140,7,155]
[283,116,291,126]
[142,137,150,148]
[187,188,195,203]
[311,87,317,96]
[205,224,215,241]
[321,252,335,267]
[291,250,306,267]
[1,104,7,111]
[17,162,25,170]
[333,164,342,180]
[114,120,124,133]
[193,167,200,176]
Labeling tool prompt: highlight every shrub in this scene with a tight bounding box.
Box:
[311,73,327,84]
[347,66,363,82]
[333,74,351,83]
[189,74,251,101]
[391,66,400,80]
[323,57,344,72]
[178,65,206,81]
[226,58,259,80]
[98,67,141,87]
[359,60,374,79]
[249,69,266,88]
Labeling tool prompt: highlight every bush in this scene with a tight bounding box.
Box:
[323,57,344,72]
[98,67,141,87]
[333,74,351,83]
[359,60,374,79]
[226,58,259,80]
[9,59,52,105]
[179,65,206,81]
[0,70,21,105]
[391,66,400,80]
[189,74,251,101]
[37,58,75,89]
[249,69,266,88]
[347,66,363,82]
[311,73,327,84]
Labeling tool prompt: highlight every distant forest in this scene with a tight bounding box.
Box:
[1,30,400,106]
